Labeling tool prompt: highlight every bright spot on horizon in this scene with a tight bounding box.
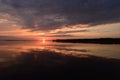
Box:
[42,38,46,44]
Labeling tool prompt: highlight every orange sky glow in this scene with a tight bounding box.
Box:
[0,13,120,40]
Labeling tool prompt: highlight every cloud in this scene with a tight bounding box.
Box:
[0,0,120,31]
[42,34,75,37]
[51,30,89,34]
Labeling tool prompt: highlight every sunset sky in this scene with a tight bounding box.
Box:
[0,0,120,40]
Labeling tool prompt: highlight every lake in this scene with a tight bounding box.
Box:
[0,41,120,62]
[0,41,120,80]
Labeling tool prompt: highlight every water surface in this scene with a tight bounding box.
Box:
[0,41,120,61]
[0,41,120,80]
[0,40,120,64]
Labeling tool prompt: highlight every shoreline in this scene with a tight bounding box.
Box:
[53,38,120,44]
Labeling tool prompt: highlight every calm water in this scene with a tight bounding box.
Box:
[0,40,120,64]
[0,40,120,80]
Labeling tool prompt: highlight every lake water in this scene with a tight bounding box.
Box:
[0,40,120,79]
[0,40,120,64]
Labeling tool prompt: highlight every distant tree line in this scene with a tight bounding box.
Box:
[54,38,120,44]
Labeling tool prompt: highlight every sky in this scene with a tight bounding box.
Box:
[0,0,120,40]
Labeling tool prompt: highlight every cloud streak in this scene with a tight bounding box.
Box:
[51,30,89,34]
[0,0,120,31]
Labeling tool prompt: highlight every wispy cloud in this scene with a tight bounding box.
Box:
[51,30,89,34]
[42,34,75,37]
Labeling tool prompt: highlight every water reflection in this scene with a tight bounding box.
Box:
[0,40,120,64]
[0,41,120,79]
[0,49,120,80]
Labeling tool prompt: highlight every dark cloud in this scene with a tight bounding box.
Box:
[0,0,120,31]
[42,34,75,37]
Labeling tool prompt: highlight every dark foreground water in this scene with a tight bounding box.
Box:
[0,41,120,80]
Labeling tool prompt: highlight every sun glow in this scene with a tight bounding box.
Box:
[42,38,46,44]
[38,33,45,36]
